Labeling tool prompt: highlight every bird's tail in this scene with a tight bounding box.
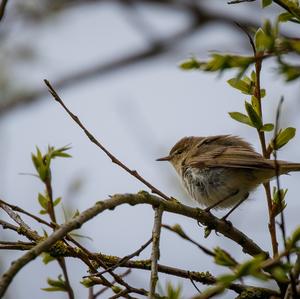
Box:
[278,161,300,174]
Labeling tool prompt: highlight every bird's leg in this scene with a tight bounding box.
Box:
[204,189,240,212]
[221,192,250,221]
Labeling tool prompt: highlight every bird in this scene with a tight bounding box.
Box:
[157,135,300,210]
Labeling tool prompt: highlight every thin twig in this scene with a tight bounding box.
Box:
[0,0,8,22]
[0,202,32,231]
[58,258,74,299]
[188,271,202,294]
[273,0,300,20]
[0,203,40,241]
[89,276,137,299]
[162,224,214,257]
[273,97,287,248]
[44,79,170,201]
[149,205,163,298]
[274,98,298,298]
[0,241,35,250]
[108,289,135,299]
[273,97,286,244]
[236,23,279,258]
[228,0,255,4]
[42,172,73,299]
[88,238,152,277]
[93,270,132,299]
[255,42,279,259]
[45,177,57,224]
[0,198,53,228]
[0,219,19,232]
[68,232,146,298]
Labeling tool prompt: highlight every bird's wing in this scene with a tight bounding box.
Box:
[189,146,275,170]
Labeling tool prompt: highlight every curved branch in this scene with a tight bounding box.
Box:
[0,192,267,298]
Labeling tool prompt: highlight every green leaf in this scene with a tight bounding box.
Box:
[36,147,43,162]
[278,12,294,22]
[39,209,48,215]
[171,224,187,238]
[272,187,287,217]
[235,255,266,279]
[214,247,238,267]
[262,0,272,8]
[41,287,66,292]
[42,252,55,264]
[112,286,122,294]
[289,226,300,247]
[38,193,48,209]
[50,145,72,159]
[278,63,300,81]
[260,88,266,98]
[165,282,182,299]
[255,28,273,52]
[31,154,40,171]
[263,19,272,36]
[227,78,251,94]
[261,123,274,132]
[271,266,289,283]
[271,127,296,150]
[72,209,80,218]
[37,164,49,182]
[245,101,262,129]
[47,274,67,292]
[217,274,236,285]
[204,227,212,238]
[81,278,96,288]
[251,96,260,116]
[179,58,202,70]
[53,197,62,207]
[69,233,93,241]
[229,112,254,127]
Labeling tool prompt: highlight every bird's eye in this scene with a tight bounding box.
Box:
[175,149,183,155]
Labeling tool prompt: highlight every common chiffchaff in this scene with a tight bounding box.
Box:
[157,135,300,209]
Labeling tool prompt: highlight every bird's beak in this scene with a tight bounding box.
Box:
[156,155,172,161]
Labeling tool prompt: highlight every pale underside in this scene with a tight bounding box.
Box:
[181,167,265,209]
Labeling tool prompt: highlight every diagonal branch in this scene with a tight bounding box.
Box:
[0,202,41,241]
[44,79,170,200]
[162,224,214,257]
[88,237,152,277]
[0,198,53,228]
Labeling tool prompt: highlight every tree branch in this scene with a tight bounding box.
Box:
[0,0,8,22]
[95,254,279,297]
[0,192,267,298]
[44,79,170,200]
[149,205,163,298]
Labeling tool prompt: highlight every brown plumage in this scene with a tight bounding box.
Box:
[157,135,300,209]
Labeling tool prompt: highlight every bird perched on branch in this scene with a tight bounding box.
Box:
[157,135,300,209]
